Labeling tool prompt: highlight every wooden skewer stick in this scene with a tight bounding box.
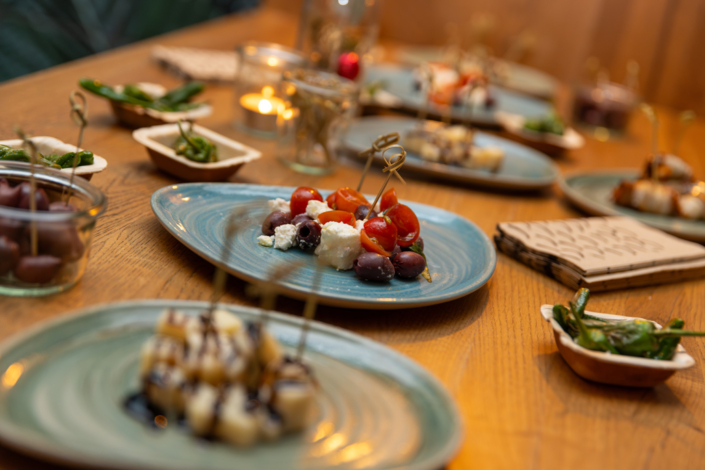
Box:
[417,63,434,125]
[640,103,659,181]
[355,132,400,192]
[64,91,88,203]
[246,260,305,326]
[14,128,39,256]
[363,144,407,221]
[295,258,324,361]
[674,110,696,156]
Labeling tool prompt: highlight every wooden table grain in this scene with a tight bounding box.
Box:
[1,5,705,470]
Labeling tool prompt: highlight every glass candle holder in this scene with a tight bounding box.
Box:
[573,81,639,137]
[277,69,358,175]
[0,161,107,297]
[234,42,308,138]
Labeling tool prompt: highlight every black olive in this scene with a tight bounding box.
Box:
[17,183,49,211]
[49,201,78,212]
[353,252,395,282]
[14,255,62,284]
[391,245,402,257]
[0,183,21,207]
[401,237,424,253]
[262,211,292,236]
[35,222,85,261]
[296,220,321,250]
[291,213,312,226]
[0,217,24,241]
[391,251,426,278]
[0,236,20,275]
[353,204,377,221]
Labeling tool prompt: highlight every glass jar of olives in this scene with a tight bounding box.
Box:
[0,161,107,296]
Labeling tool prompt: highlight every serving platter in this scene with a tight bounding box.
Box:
[151,183,496,309]
[0,300,462,470]
[363,64,552,126]
[560,170,705,242]
[494,111,585,153]
[343,116,559,190]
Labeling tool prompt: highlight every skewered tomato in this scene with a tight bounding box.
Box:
[290,187,323,216]
[364,217,397,250]
[318,210,356,227]
[331,187,368,213]
[326,192,337,209]
[380,188,398,212]
[386,204,420,247]
[360,230,392,257]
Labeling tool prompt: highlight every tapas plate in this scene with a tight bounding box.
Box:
[494,111,585,153]
[343,116,559,190]
[151,183,496,309]
[363,64,551,126]
[560,170,705,242]
[0,300,462,470]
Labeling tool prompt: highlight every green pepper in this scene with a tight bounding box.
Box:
[173,121,218,163]
[600,320,660,357]
[0,149,30,162]
[155,81,205,109]
[123,84,155,103]
[648,319,684,360]
[79,78,156,109]
[0,145,11,158]
[569,299,619,354]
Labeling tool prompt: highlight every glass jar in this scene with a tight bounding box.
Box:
[277,69,358,175]
[573,81,639,138]
[0,161,107,296]
[296,0,381,80]
[233,42,308,138]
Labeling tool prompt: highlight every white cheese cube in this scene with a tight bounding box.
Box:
[314,222,363,270]
[305,200,331,219]
[274,224,298,251]
[267,198,290,215]
[257,235,274,247]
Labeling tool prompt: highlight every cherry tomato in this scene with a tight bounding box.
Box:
[363,217,397,251]
[326,192,337,209]
[318,210,355,227]
[380,188,398,212]
[386,204,420,247]
[290,187,323,216]
[360,230,392,257]
[333,187,368,213]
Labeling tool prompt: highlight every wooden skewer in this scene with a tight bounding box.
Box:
[417,63,434,125]
[64,91,88,203]
[640,103,659,181]
[246,260,305,326]
[14,128,38,256]
[355,132,400,192]
[295,258,323,361]
[674,110,696,156]
[363,144,407,221]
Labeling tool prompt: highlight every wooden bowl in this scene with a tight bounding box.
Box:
[495,111,584,155]
[132,123,261,182]
[540,304,695,387]
[0,137,107,181]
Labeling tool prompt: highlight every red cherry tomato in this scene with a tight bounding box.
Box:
[380,188,398,212]
[360,230,392,257]
[326,192,337,209]
[363,217,397,252]
[333,187,368,213]
[386,204,420,247]
[318,210,356,227]
[290,187,323,216]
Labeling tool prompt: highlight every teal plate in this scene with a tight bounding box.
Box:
[363,64,552,126]
[152,184,496,309]
[344,116,558,190]
[0,301,462,470]
[560,169,705,242]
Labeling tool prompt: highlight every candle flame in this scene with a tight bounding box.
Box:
[258,99,273,114]
[267,57,278,67]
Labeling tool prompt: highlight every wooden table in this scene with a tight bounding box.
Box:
[1,5,705,470]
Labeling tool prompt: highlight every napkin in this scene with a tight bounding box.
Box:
[494,216,705,291]
[152,46,237,82]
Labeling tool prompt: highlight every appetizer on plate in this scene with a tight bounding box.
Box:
[127,308,315,447]
[257,186,430,283]
[403,120,504,171]
[494,111,585,152]
[413,61,494,108]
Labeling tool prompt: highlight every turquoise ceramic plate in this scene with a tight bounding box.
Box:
[344,116,558,190]
[0,301,462,470]
[363,64,552,126]
[151,184,496,309]
[560,169,705,242]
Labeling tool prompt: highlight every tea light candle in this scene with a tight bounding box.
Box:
[239,86,284,132]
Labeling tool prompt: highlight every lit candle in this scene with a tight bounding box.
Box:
[239,86,284,132]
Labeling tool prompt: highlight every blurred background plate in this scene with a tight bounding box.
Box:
[343,116,559,190]
[0,301,462,470]
[363,64,552,126]
[560,170,705,242]
[151,183,496,309]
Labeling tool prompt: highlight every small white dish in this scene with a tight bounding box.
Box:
[496,111,584,153]
[133,123,261,182]
[0,137,107,181]
[540,304,695,387]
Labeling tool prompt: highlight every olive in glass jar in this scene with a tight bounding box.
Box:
[353,252,395,282]
[262,211,292,236]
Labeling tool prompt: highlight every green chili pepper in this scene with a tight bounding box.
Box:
[647,319,684,360]
[79,78,156,109]
[155,81,205,109]
[173,121,218,163]
[0,149,30,162]
[0,145,11,158]
[569,299,619,354]
[123,84,155,103]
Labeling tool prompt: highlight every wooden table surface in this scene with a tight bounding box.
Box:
[1,5,705,470]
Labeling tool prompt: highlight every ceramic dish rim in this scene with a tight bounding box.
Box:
[0,299,463,470]
[132,123,262,170]
[540,304,695,370]
[0,137,108,176]
[150,183,497,309]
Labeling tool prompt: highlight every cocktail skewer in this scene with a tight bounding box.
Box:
[640,103,660,182]
[417,63,433,125]
[64,91,88,203]
[674,110,696,156]
[363,144,406,221]
[355,132,400,192]
[295,258,324,361]
[13,127,39,256]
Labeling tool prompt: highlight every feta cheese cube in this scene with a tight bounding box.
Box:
[274,224,298,251]
[268,198,291,215]
[257,235,274,247]
[315,222,363,270]
[354,219,365,232]
[305,200,331,219]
